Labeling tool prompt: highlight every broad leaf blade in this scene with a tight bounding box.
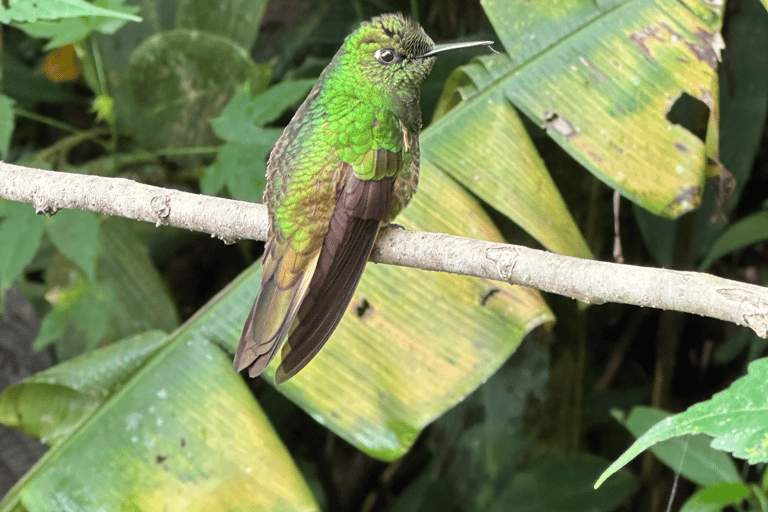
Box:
[700,210,768,269]
[0,331,168,445]
[0,95,14,158]
[469,0,723,218]
[596,357,768,488]
[423,81,591,258]
[680,482,751,512]
[45,209,100,282]
[0,331,318,511]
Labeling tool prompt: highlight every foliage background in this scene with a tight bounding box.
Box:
[1,0,768,510]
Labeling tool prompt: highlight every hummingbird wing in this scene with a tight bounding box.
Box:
[274,149,402,383]
[234,148,402,382]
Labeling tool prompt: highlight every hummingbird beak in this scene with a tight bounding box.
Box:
[420,40,495,58]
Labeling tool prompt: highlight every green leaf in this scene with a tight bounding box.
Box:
[596,357,768,488]
[45,209,100,282]
[624,406,742,486]
[0,94,15,158]
[0,330,318,511]
[679,482,751,512]
[211,79,316,139]
[391,337,549,511]
[0,201,46,311]
[14,0,140,49]
[457,0,724,220]
[700,210,768,269]
[2,48,74,105]
[0,330,168,445]
[34,274,116,351]
[425,65,590,258]
[1,49,74,105]
[202,80,314,201]
[127,29,269,149]
[176,0,268,51]
[488,454,636,512]
[201,139,274,202]
[0,0,142,23]
[35,218,179,358]
[691,0,768,264]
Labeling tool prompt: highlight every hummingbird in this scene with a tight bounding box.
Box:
[233,13,493,383]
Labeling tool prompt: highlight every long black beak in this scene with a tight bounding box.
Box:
[420,40,495,58]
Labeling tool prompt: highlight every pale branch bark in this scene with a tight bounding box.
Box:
[2,160,767,338]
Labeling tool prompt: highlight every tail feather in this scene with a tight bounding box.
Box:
[233,247,319,376]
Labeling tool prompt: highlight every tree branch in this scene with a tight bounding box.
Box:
[2,160,767,338]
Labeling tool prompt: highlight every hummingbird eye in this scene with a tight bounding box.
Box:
[374,48,401,65]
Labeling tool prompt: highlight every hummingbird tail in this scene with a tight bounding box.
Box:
[233,244,319,377]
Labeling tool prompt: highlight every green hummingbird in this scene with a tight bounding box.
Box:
[233,13,492,383]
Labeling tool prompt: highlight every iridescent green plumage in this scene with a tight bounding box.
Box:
[233,13,492,383]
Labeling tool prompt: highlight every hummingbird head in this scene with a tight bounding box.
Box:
[329,14,493,130]
[346,14,437,93]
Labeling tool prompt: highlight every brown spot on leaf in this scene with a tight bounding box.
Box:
[588,151,605,163]
[675,142,690,153]
[629,25,662,56]
[355,298,374,320]
[480,288,500,306]
[664,186,702,216]
[542,111,577,138]
[579,56,609,83]
[684,29,721,70]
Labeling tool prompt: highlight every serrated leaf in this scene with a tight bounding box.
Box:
[127,29,268,149]
[210,80,316,141]
[679,482,751,512]
[45,209,100,282]
[0,329,318,511]
[624,406,741,486]
[0,0,141,24]
[0,201,46,311]
[0,331,168,445]
[0,95,15,158]
[201,139,274,202]
[14,0,140,49]
[203,80,313,201]
[596,357,768,488]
